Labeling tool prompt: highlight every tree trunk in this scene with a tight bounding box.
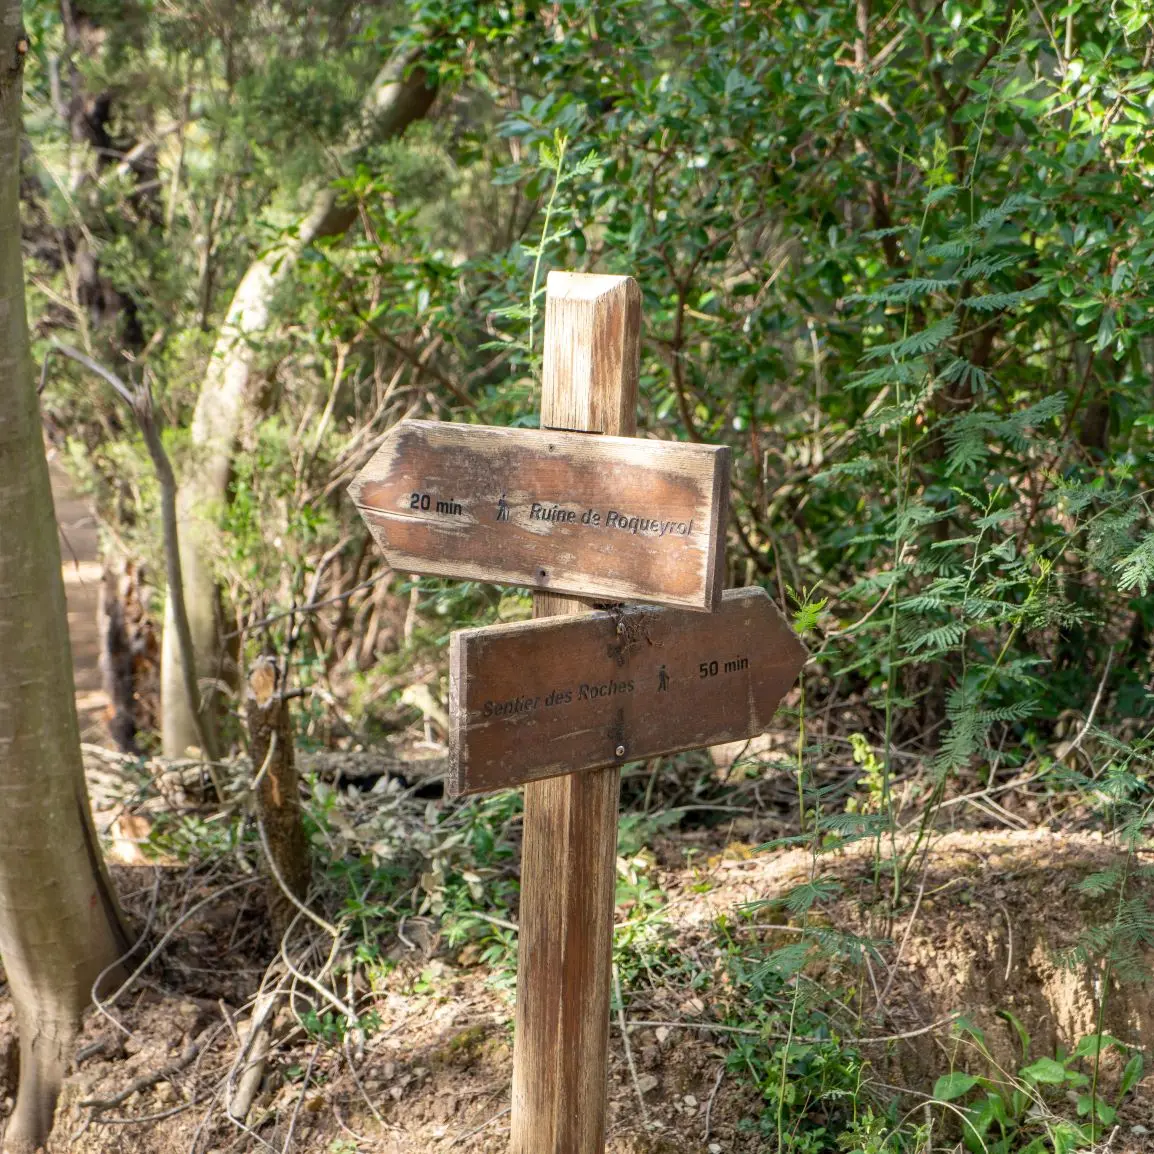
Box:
[160,43,437,757]
[245,657,310,934]
[0,15,129,1152]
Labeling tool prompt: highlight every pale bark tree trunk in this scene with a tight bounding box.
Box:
[160,43,437,757]
[0,11,129,1151]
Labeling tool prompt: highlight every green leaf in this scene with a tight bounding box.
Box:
[793,595,827,634]
[933,1071,979,1101]
[1077,1094,1116,1123]
[1051,1121,1096,1154]
[1020,1056,1068,1084]
[964,252,1022,279]
[1071,1032,1123,1057]
[852,277,961,304]
[975,193,1034,231]
[1116,533,1154,593]
[964,285,1048,312]
[861,315,958,362]
[996,1009,1031,1060]
[1120,1052,1144,1096]
[782,879,842,913]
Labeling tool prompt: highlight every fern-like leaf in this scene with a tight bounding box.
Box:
[862,315,957,361]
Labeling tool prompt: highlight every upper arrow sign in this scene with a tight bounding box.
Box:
[348,420,730,610]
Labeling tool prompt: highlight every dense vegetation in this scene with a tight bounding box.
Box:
[11,0,1154,1150]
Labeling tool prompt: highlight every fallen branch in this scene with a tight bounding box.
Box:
[226,990,281,1123]
[450,1105,511,1147]
[81,1032,205,1110]
[703,1065,725,1142]
[614,964,649,1121]
[621,1013,960,1045]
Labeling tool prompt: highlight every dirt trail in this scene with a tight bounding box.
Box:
[50,457,109,744]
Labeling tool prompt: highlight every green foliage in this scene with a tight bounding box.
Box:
[723,947,892,1153]
[936,1018,1145,1153]
[301,1006,382,1046]
[35,0,1154,761]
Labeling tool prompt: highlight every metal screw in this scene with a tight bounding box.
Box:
[615,744,626,757]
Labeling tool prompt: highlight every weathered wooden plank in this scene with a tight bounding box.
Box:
[509,272,639,1154]
[449,587,807,798]
[348,420,729,611]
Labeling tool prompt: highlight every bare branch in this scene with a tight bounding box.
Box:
[42,343,216,762]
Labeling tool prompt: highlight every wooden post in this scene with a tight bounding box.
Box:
[509,272,641,1153]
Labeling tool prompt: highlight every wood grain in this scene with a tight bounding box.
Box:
[509,272,639,1154]
[349,420,729,610]
[449,587,807,797]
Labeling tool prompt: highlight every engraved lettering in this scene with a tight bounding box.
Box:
[603,510,694,537]
[482,496,698,538]
[577,679,634,700]
[410,491,465,515]
[481,694,540,717]
[700,656,748,679]
[530,502,578,523]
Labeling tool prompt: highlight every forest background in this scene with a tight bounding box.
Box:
[4,0,1154,1151]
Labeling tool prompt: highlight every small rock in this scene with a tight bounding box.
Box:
[1131,1124,1149,1135]
[683,1094,698,1108]
[636,1073,659,1094]
[655,1026,670,1044]
[154,1081,177,1105]
[709,1145,722,1153]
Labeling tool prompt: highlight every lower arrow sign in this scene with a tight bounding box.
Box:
[448,588,808,797]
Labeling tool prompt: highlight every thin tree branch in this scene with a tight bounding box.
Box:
[43,343,216,761]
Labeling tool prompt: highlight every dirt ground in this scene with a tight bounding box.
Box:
[0,828,1149,1153]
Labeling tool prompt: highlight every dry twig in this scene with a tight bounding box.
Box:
[614,964,649,1121]
[81,1033,206,1111]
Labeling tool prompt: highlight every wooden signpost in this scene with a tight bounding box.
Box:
[348,419,730,609]
[350,271,808,1153]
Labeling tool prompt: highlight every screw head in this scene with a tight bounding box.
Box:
[615,744,626,758]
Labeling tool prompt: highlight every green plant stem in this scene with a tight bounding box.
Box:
[528,134,568,377]
[877,193,934,908]
[795,667,806,836]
